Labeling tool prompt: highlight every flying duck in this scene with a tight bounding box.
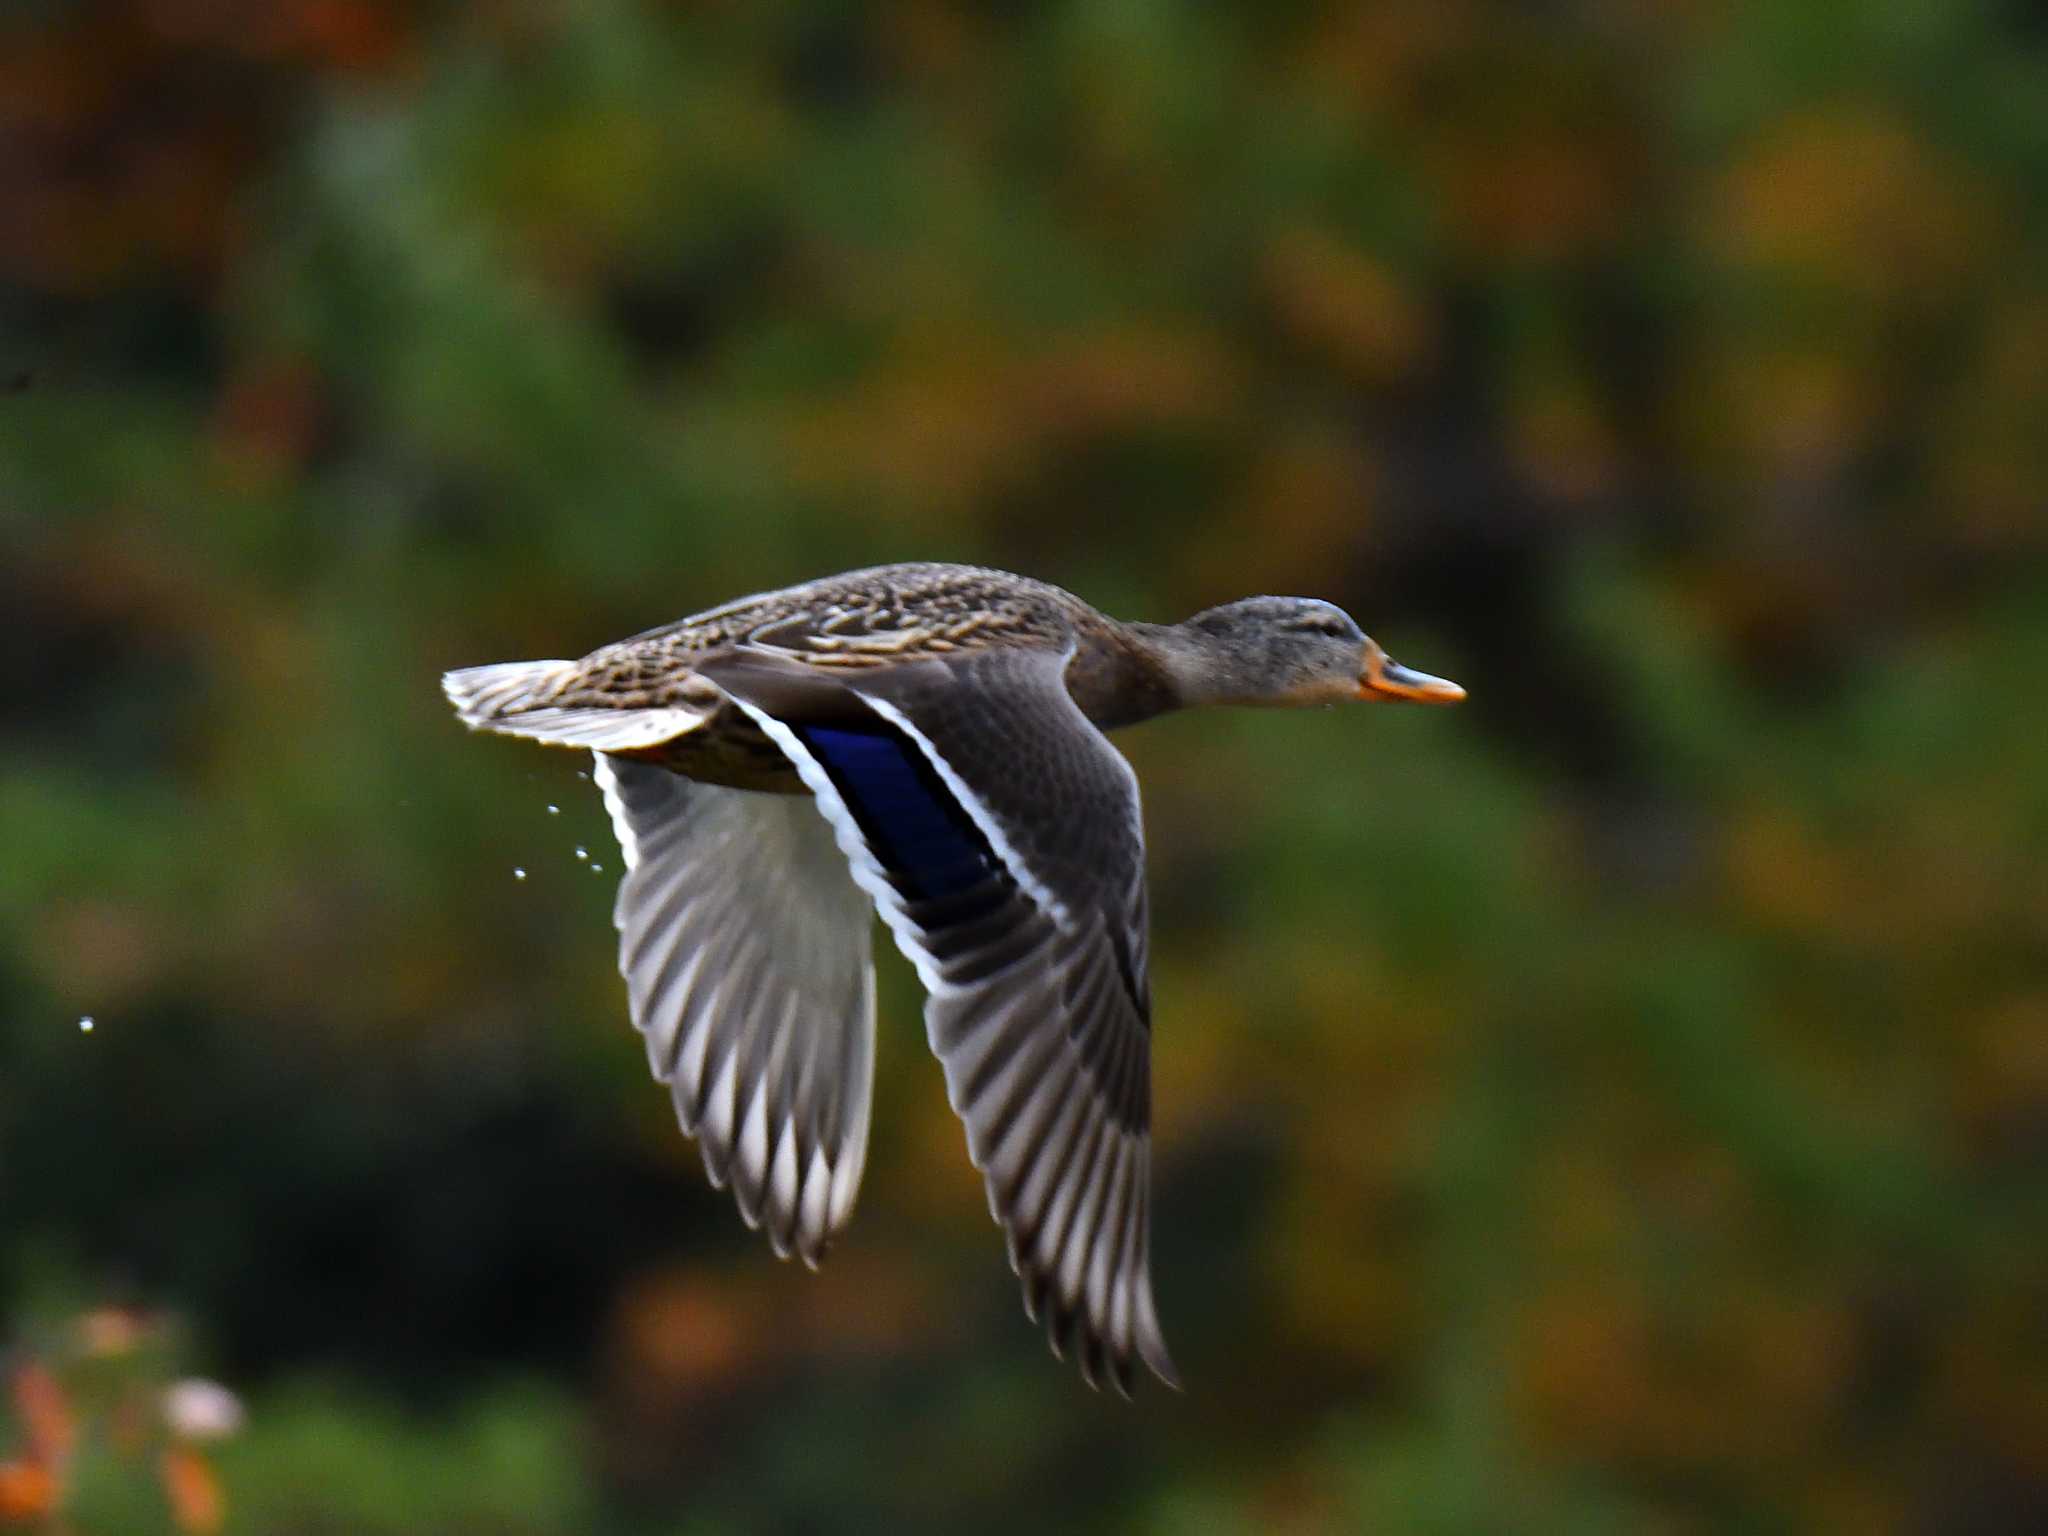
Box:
[443,562,1463,1393]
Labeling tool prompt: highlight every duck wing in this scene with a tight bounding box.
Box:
[594,754,876,1268]
[702,646,1177,1394]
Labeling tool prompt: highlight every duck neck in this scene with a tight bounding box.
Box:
[1119,620,1242,713]
[1055,619,1183,729]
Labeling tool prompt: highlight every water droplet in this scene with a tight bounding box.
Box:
[573,846,588,861]
[590,862,604,874]
[78,1015,95,1033]
[513,867,528,881]
[577,770,591,782]
[546,803,560,815]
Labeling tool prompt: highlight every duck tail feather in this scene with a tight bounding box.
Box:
[442,660,705,752]
[442,659,577,726]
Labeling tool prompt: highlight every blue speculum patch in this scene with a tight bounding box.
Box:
[800,722,999,903]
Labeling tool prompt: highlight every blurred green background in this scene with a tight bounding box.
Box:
[3,1,2045,1531]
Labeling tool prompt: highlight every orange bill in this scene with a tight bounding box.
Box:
[1359,649,1465,704]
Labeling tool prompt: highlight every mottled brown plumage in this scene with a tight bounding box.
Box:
[444,562,1462,1393]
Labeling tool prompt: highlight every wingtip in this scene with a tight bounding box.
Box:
[1110,1352,1138,1400]
[1028,1277,1180,1394]
[1136,1286,1181,1391]
[1146,1346,1184,1393]
[1135,1317,1182,1391]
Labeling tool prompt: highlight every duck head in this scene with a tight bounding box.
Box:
[1157,596,1466,709]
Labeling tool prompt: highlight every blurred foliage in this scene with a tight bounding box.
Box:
[1,1307,241,1533]
[3,0,2046,1530]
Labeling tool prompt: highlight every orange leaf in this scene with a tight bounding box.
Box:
[160,1448,224,1536]
[10,1363,74,1467]
[0,1461,57,1523]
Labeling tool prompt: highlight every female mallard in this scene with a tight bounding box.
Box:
[444,562,1462,1393]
